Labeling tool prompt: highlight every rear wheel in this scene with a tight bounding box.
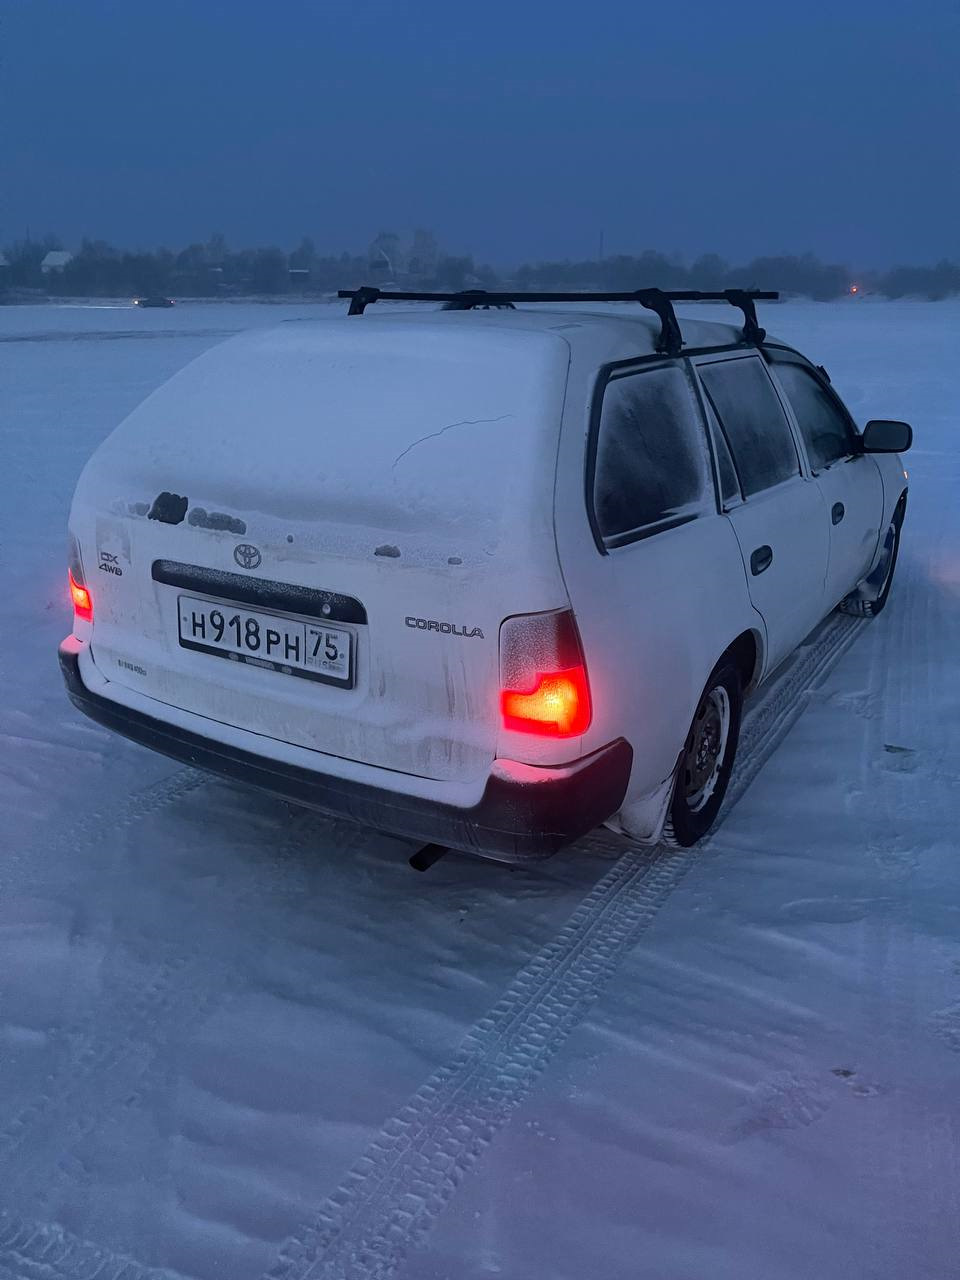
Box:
[664,659,743,847]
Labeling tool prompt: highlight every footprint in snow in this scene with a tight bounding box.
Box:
[827,689,880,720]
[881,743,921,773]
[868,832,920,876]
[777,897,881,925]
[930,1003,960,1054]
[831,1066,881,1097]
[726,1071,830,1142]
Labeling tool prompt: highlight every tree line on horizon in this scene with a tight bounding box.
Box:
[3,231,959,301]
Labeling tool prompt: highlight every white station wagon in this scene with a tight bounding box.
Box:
[60,288,912,865]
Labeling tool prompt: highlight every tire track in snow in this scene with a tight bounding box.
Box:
[0,813,373,1278]
[0,769,367,1211]
[2,831,373,1215]
[0,615,861,1276]
[0,768,206,1163]
[851,502,960,1273]
[0,1212,177,1280]
[261,614,865,1280]
[46,764,207,892]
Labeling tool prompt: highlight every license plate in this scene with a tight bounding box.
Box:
[177,595,353,687]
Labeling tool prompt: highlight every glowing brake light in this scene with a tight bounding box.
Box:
[69,570,93,622]
[501,667,591,737]
[499,609,592,738]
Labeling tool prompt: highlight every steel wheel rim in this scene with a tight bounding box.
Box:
[682,685,731,813]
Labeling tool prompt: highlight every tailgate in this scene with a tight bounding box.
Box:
[71,318,572,783]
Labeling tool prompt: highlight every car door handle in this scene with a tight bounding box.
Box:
[750,545,773,576]
[832,502,845,525]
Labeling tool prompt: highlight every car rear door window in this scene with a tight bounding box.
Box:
[593,365,711,547]
[769,357,860,471]
[698,357,801,496]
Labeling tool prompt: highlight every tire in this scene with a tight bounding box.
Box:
[664,658,743,847]
[840,496,905,619]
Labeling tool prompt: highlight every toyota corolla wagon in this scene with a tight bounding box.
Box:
[60,288,912,862]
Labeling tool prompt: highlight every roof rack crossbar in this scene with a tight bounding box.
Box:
[440,288,516,311]
[337,287,778,351]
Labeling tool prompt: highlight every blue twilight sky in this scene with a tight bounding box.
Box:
[2,0,957,267]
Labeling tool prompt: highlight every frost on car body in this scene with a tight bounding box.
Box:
[59,301,911,861]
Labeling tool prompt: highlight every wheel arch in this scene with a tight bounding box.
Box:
[723,628,764,697]
[893,488,908,527]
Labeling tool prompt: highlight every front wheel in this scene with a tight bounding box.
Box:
[664,659,743,847]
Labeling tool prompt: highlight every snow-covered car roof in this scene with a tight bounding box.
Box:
[83,317,577,565]
[292,305,777,368]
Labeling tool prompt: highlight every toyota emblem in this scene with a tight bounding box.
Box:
[233,543,262,570]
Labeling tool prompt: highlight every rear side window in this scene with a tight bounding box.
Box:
[698,357,801,496]
[592,365,711,547]
[769,357,860,471]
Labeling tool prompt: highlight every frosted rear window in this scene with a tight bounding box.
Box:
[593,365,712,546]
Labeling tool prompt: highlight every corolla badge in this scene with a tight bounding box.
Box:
[405,616,484,638]
[233,543,262,570]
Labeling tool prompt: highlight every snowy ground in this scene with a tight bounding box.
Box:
[1,299,958,1280]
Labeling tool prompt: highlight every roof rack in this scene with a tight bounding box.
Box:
[336,287,778,355]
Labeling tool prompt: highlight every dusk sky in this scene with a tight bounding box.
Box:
[2,0,958,266]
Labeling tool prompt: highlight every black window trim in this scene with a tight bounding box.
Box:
[685,356,744,513]
[584,357,719,555]
[761,346,863,474]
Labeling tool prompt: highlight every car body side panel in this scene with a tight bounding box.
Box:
[760,341,909,590]
[721,478,830,675]
[761,354,885,608]
[552,344,764,815]
[812,454,884,607]
[689,352,833,676]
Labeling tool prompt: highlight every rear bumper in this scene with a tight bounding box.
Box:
[59,641,632,862]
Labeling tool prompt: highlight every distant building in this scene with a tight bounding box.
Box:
[41,250,73,274]
[288,268,311,287]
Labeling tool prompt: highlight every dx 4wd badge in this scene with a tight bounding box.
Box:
[96,518,131,576]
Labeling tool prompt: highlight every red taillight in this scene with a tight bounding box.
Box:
[499,609,592,738]
[69,570,93,622]
[501,666,591,737]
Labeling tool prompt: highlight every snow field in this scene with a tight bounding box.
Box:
[0,299,957,1280]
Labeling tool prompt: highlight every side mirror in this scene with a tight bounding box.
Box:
[862,419,913,454]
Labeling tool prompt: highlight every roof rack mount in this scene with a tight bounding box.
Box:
[336,287,779,355]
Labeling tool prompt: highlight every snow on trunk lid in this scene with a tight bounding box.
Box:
[71,318,572,783]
